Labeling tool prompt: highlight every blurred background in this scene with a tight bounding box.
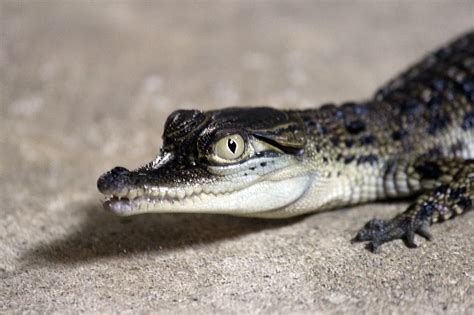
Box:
[1,1,473,313]
[3,2,474,171]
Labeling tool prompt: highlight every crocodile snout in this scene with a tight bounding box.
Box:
[97,166,131,196]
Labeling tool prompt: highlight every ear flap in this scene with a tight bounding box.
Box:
[252,114,306,153]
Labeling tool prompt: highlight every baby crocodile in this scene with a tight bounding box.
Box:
[98,31,474,252]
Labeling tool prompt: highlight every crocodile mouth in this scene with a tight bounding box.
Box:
[102,186,216,215]
[104,194,197,215]
[101,174,312,216]
[101,184,210,215]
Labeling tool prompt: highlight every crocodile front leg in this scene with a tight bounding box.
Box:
[353,158,474,253]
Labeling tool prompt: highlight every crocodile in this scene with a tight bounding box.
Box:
[97,31,474,252]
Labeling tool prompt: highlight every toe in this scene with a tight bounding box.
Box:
[403,231,418,248]
[416,223,433,241]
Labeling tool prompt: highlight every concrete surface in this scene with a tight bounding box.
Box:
[1,1,474,313]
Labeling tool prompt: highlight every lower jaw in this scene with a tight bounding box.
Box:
[103,197,132,215]
[103,196,185,215]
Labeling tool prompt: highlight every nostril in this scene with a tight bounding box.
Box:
[97,175,109,192]
[97,167,130,194]
[111,166,130,176]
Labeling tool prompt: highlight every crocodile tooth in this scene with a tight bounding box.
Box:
[203,185,212,194]
[139,201,148,211]
[185,186,194,197]
[148,188,159,197]
[177,189,186,200]
[159,187,167,199]
[128,189,138,199]
[167,189,176,199]
[115,189,129,198]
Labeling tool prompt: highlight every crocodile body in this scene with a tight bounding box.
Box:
[98,31,474,252]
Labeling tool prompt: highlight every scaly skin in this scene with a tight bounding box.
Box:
[98,31,474,252]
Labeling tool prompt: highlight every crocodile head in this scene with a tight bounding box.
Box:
[97,107,313,216]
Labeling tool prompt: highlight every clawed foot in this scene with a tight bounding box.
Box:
[352,216,433,253]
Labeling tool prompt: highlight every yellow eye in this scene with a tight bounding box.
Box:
[214,134,245,160]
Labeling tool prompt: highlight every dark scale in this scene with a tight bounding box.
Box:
[345,120,367,134]
[414,161,443,180]
[449,187,466,200]
[345,138,355,148]
[462,112,474,130]
[356,154,378,165]
[330,137,341,146]
[457,196,472,210]
[426,94,443,109]
[344,155,355,164]
[360,134,377,146]
[391,130,408,141]
[427,113,450,135]
[450,141,465,155]
[426,147,443,158]
[400,99,424,115]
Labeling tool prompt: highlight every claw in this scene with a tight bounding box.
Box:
[368,241,381,254]
[416,223,433,241]
[403,231,418,248]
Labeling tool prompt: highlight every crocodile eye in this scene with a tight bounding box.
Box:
[214,134,245,160]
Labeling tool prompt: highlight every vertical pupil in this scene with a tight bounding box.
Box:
[227,138,237,154]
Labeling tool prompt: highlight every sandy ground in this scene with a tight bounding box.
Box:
[1,1,473,313]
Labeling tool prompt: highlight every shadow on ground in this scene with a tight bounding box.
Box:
[23,203,303,265]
